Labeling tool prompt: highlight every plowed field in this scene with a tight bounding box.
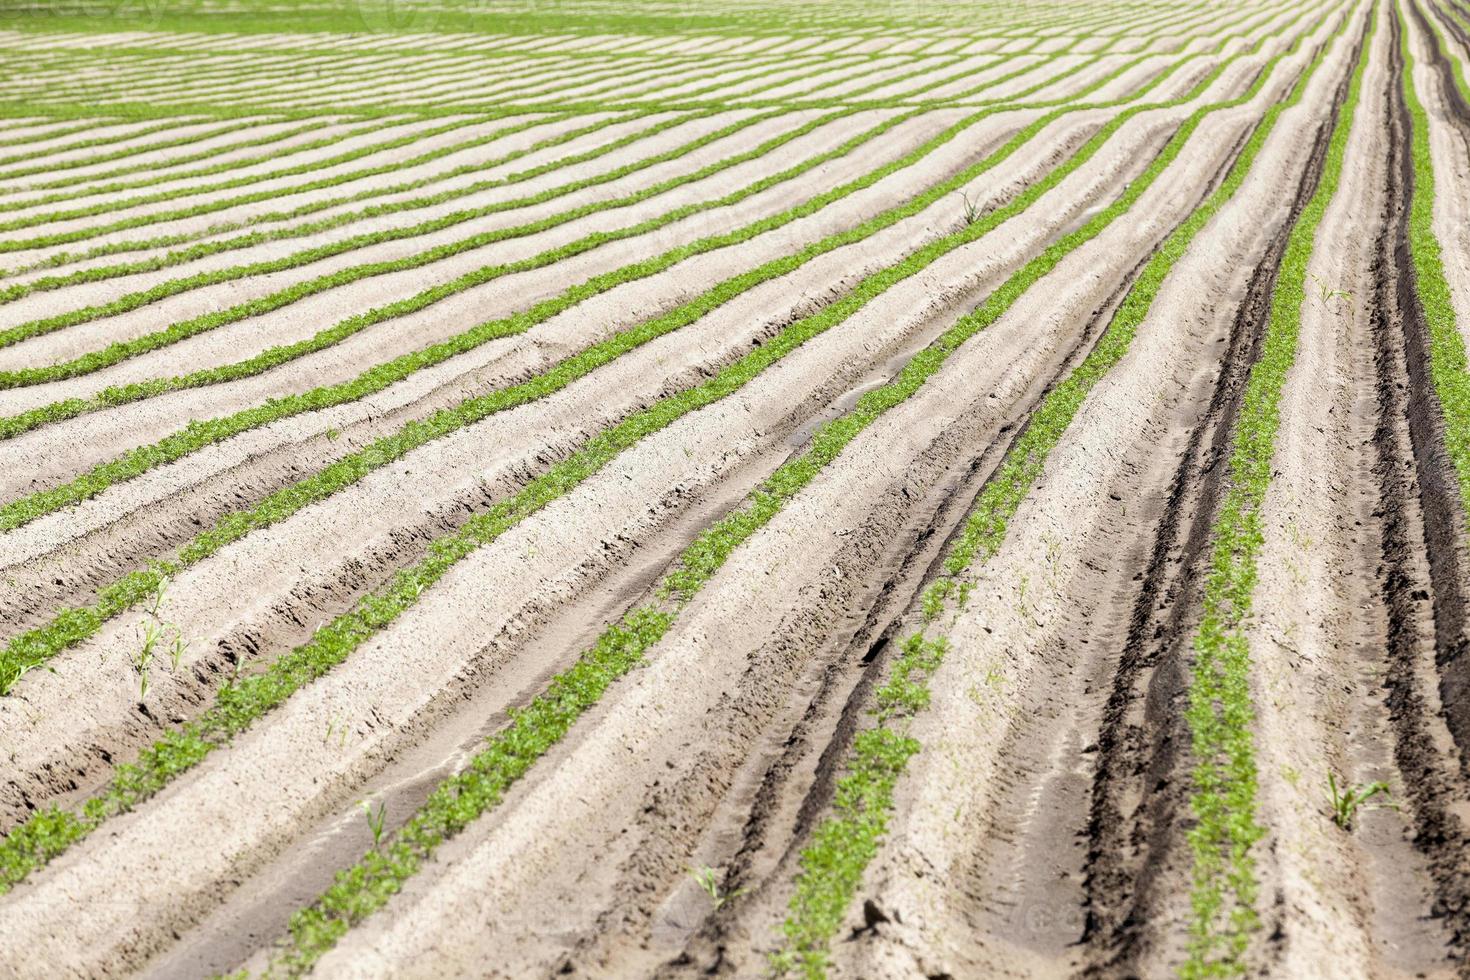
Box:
[2,1,1469,977]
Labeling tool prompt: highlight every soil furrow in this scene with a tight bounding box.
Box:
[286,24,1324,974]
[1374,6,1470,959]
[0,149,1129,971]
[656,219,1161,980]
[9,4,1468,978]
[1078,22,1356,974]
[1218,7,1455,973]
[0,91,1163,840]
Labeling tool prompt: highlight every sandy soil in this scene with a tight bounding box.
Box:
[4,2,1470,979]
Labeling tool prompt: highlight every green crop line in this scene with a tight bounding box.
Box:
[0,52,1148,689]
[0,119,113,160]
[1429,0,1470,54]
[0,11,1283,904]
[0,16,1217,124]
[232,23,1322,978]
[0,10,1064,109]
[0,39,920,300]
[0,0,1275,464]
[0,71,961,335]
[1179,8,1367,977]
[122,44,710,109]
[675,51,888,104]
[744,51,963,105]
[0,46,922,278]
[0,109,747,351]
[0,0,1222,47]
[270,53,625,106]
[0,117,427,206]
[747,52,963,104]
[0,11,1293,703]
[0,112,560,252]
[771,631,942,979]
[492,48,778,104]
[18,48,399,102]
[0,46,1041,291]
[0,111,613,279]
[48,57,485,114]
[17,48,589,118]
[0,28,1182,696]
[0,58,947,274]
[0,36,1178,523]
[1403,2,1470,520]
[0,114,506,236]
[941,33,1343,576]
[0,117,357,191]
[14,49,696,120]
[0,109,847,397]
[1438,0,1470,39]
[16,52,736,120]
[887,50,1037,103]
[0,2,1256,125]
[321,53,686,115]
[773,10,1353,977]
[3,60,349,119]
[0,34,1069,261]
[0,117,258,182]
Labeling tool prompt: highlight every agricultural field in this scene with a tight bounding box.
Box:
[2,0,1470,976]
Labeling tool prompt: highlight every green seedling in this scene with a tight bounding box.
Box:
[360,800,387,850]
[1041,532,1064,590]
[324,715,351,748]
[136,621,161,672]
[167,634,189,672]
[135,620,164,700]
[921,579,951,621]
[1327,773,1394,830]
[145,575,170,619]
[690,865,744,910]
[1016,573,1039,627]
[958,189,981,225]
[955,581,975,610]
[1309,273,1351,309]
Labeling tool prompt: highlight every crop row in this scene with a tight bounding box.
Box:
[1406,0,1470,518]
[0,8,1272,541]
[0,34,1062,255]
[774,9,1347,974]
[1178,7,1366,976]
[0,26,1309,980]
[0,117,310,184]
[0,16,1255,720]
[0,109,796,373]
[0,11,1278,912]
[0,43,1055,291]
[0,41,1042,306]
[0,37,1120,692]
[250,42,1296,975]
[0,2,1238,123]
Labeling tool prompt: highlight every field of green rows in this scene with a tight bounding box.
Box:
[1,0,1470,976]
